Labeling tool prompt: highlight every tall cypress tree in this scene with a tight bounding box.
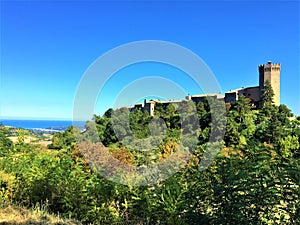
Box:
[260,80,276,116]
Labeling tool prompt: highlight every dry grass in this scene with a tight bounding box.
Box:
[8,136,36,144]
[8,134,53,147]
[0,205,81,225]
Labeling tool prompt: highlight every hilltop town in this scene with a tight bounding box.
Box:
[128,61,281,116]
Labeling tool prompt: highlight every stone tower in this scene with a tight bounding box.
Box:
[258,61,281,106]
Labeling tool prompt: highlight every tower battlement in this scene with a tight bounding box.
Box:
[259,61,280,67]
[259,62,280,72]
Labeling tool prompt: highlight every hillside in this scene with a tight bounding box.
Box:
[0,86,299,224]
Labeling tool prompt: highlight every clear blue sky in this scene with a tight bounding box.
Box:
[1,0,299,119]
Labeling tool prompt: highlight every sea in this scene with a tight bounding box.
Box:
[0,119,86,133]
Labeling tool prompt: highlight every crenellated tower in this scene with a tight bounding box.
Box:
[258,61,281,106]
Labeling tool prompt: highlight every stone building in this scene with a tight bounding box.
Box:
[225,61,281,106]
[143,99,156,116]
[185,93,223,104]
[129,94,222,116]
[225,86,260,106]
[128,61,281,115]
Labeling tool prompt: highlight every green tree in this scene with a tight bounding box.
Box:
[226,96,257,145]
[129,108,151,139]
[279,135,299,158]
[81,121,100,143]
[0,126,13,156]
[260,80,276,116]
[48,126,80,150]
[104,108,114,118]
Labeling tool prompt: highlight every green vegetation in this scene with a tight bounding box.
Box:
[0,84,299,224]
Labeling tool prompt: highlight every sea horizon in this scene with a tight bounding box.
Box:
[0,116,74,121]
[0,118,86,131]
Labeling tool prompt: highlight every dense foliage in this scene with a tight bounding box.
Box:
[0,84,299,224]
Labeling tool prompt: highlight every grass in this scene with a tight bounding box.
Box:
[7,129,53,148]
[0,205,81,225]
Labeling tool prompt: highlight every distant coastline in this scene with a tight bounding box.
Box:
[0,119,85,133]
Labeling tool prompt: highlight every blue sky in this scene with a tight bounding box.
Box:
[1,0,299,119]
